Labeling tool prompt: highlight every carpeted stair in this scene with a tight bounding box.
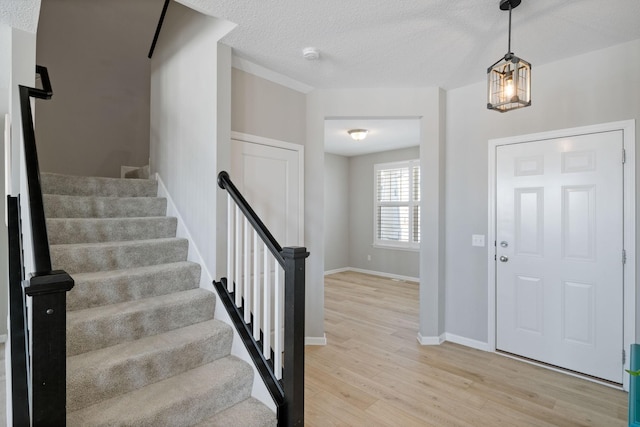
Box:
[41,172,276,426]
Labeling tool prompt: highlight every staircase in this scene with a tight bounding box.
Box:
[41,172,276,426]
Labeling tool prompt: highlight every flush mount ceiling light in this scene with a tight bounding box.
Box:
[487,0,531,113]
[347,129,368,141]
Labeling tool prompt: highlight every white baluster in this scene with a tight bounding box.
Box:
[274,260,282,380]
[243,217,251,322]
[234,207,242,305]
[263,243,271,359]
[253,229,260,340]
[226,196,234,292]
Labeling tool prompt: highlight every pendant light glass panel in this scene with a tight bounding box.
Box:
[487,55,531,112]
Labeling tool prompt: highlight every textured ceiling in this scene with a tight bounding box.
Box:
[0,0,40,33]
[183,0,640,90]
[6,0,640,156]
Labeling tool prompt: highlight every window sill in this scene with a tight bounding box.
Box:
[372,243,420,252]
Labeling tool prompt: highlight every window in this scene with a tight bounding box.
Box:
[374,159,420,249]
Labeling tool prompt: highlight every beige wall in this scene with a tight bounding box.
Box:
[231,68,306,145]
[35,0,158,178]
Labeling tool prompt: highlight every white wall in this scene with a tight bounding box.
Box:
[348,146,420,278]
[324,153,349,272]
[149,1,235,277]
[445,39,640,344]
[307,87,446,342]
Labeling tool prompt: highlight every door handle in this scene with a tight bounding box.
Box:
[499,255,509,262]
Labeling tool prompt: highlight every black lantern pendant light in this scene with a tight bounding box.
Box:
[487,0,531,112]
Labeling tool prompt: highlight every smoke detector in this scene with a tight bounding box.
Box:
[302,47,320,60]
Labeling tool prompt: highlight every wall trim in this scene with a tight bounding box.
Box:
[305,335,327,346]
[155,173,276,411]
[487,119,636,391]
[444,333,490,352]
[327,267,419,283]
[155,174,213,290]
[232,55,314,94]
[417,333,445,345]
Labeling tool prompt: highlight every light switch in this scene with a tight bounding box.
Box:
[472,234,485,247]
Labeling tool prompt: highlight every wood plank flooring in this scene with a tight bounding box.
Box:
[305,271,627,426]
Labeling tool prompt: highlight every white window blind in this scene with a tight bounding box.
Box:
[374,159,420,249]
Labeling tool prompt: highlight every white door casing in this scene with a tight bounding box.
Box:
[488,120,635,389]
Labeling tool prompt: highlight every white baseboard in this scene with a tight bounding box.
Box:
[305,334,327,346]
[324,267,350,276]
[417,333,445,345]
[155,174,213,290]
[155,173,275,411]
[444,333,490,352]
[326,267,419,283]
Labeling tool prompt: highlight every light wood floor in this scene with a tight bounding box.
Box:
[304,271,627,426]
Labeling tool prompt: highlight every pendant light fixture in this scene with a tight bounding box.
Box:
[487,0,531,112]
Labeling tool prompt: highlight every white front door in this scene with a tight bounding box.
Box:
[495,130,624,383]
[230,137,302,247]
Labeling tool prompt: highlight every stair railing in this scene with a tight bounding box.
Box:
[9,65,74,426]
[214,171,307,427]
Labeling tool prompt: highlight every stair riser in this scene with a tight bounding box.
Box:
[67,262,201,310]
[42,173,157,197]
[44,195,167,218]
[51,238,188,274]
[67,322,233,412]
[67,291,216,356]
[47,217,177,244]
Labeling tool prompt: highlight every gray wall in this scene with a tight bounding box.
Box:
[232,68,306,144]
[35,0,157,178]
[348,147,420,277]
[324,153,349,271]
[445,38,640,344]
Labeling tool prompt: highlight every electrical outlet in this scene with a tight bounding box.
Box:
[472,234,485,247]
[367,254,371,261]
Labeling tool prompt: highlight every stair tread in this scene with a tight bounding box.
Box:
[68,288,215,356]
[68,261,201,311]
[68,319,233,412]
[44,194,167,218]
[67,356,254,427]
[47,216,177,244]
[194,398,276,427]
[42,172,157,197]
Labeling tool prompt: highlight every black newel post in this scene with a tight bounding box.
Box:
[25,271,74,426]
[281,246,308,427]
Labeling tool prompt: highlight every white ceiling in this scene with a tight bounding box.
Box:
[6,0,640,156]
[325,118,420,157]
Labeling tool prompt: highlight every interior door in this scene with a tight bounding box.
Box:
[231,138,301,246]
[495,130,624,383]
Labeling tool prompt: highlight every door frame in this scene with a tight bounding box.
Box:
[487,120,636,389]
[231,131,305,246]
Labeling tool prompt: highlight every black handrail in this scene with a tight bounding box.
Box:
[215,171,307,427]
[13,65,75,426]
[18,65,53,273]
[148,0,171,58]
[218,171,284,264]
